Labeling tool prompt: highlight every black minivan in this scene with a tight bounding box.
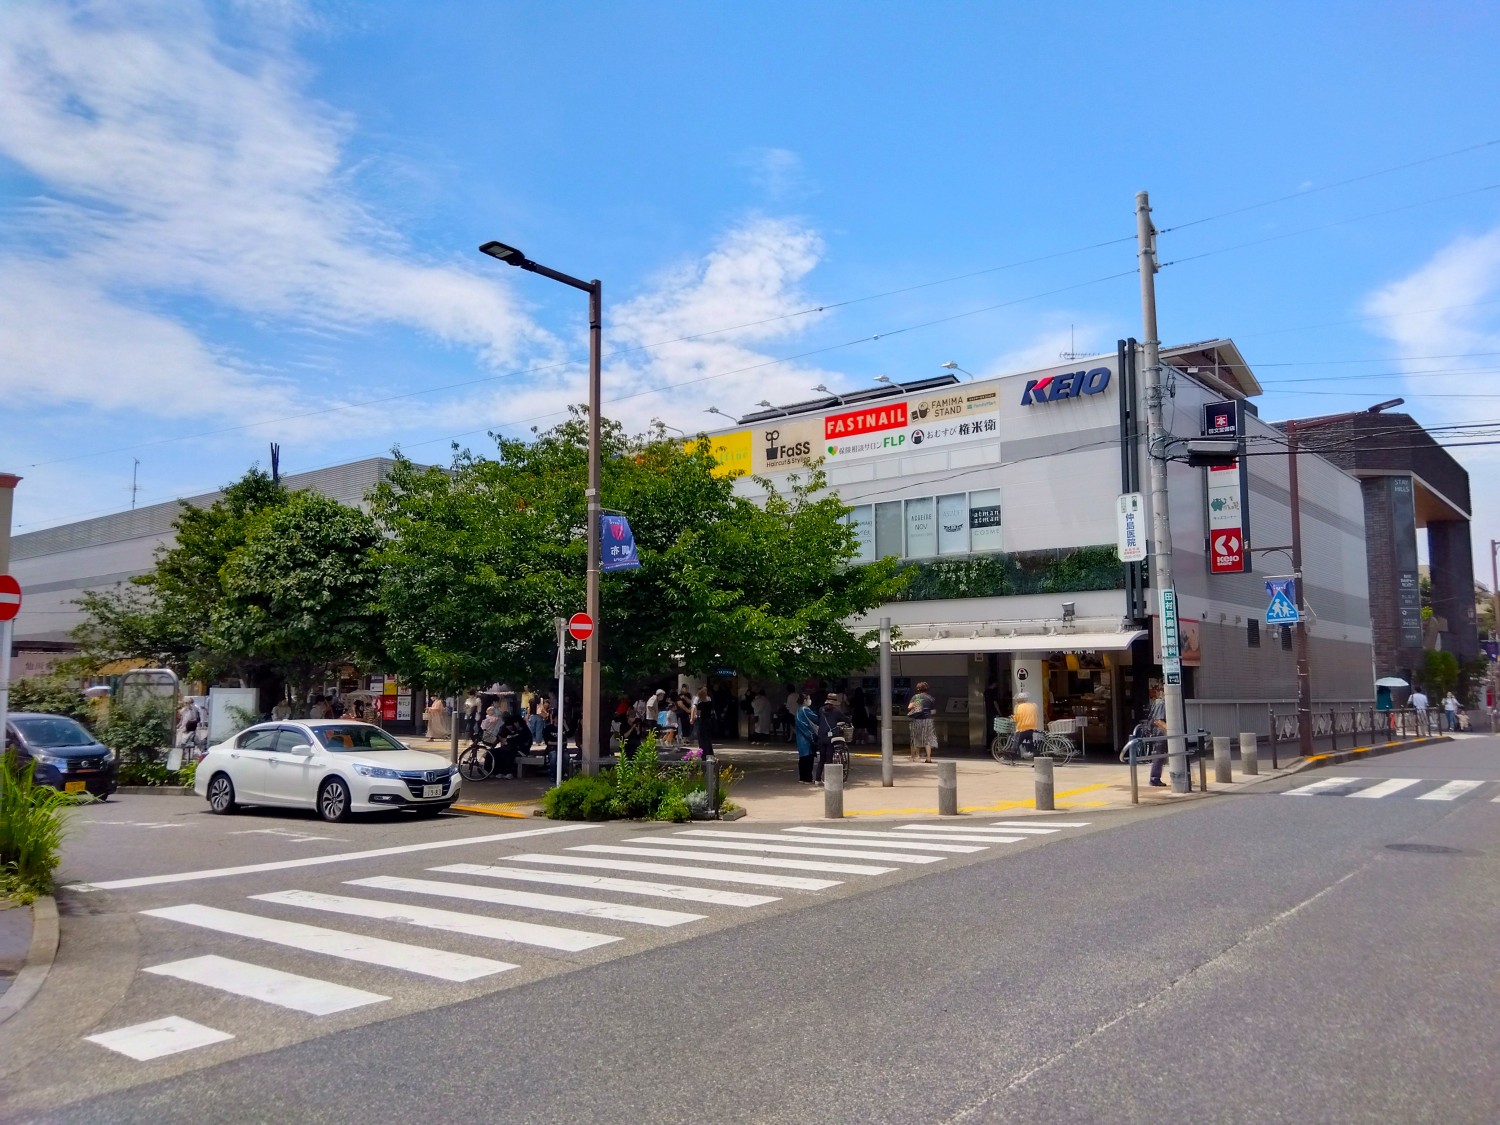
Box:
[4,712,118,798]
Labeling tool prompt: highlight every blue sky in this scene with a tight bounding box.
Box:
[3,1,1500,569]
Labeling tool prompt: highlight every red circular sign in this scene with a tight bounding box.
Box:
[567,612,594,641]
[0,574,20,622]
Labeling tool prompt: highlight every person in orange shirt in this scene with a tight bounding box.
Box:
[1012,692,1041,759]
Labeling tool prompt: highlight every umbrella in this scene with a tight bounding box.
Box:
[1374,677,1408,688]
[83,685,112,698]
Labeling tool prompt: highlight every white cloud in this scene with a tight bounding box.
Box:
[740,147,809,200]
[0,1,551,426]
[979,319,1115,378]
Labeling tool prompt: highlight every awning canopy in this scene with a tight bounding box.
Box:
[897,630,1147,655]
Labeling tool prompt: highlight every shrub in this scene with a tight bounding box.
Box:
[543,774,617,820]
[8,677,93,730]
[1,752,87,902]
[656,790,690,823]
[97,700,173,767]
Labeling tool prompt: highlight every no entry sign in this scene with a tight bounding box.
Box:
[0,574,20,622]
[567,612,595,641]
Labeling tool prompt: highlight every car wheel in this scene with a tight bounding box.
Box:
[318,778,352,823]
[206,773,238,814]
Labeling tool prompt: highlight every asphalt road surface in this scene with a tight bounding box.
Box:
[4,738,1497,1123]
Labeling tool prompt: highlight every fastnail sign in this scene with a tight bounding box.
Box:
[1019,366,1111,406]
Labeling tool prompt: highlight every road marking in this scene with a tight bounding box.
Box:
[636,836,942,864]
[893,825,1030,838]
[230,829,344,843]
[432,863,779,907]
[756,829,987,853]
[142,904,513,981]
[1416,780,1486,801]
[86,1016,233,1061]
[346,875,703,927]
[143,954,389,1015]
[253,890,619,952]
[828,830,1023,845]
[88,821,185,829]
[1284,776,1358,796]
[570,844,894,876]
[1350,778,1421,799]
[71,824,599,892]
[508,853,840,890]
[989,820,1090,829]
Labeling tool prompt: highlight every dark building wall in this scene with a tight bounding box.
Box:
[1194,620,1373,701]
[1428,520,1480,660]
[1361,476,1425,681]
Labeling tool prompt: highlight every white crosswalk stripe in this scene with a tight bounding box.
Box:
[990,820,1091,829]
[345,875,704,927]
[144,955,389,1015]
[432,863,780,907]
[509,852,842,890]
[86,1016,233,1061]
[631,836,942,864]
[893,826,1026,840]
[1350,778,1421,799]
[774,828,987,852]
[1416,780,1486,801]
[568,843,894,876]
[142,904,514,981]
[1285,777,1359,796]
[251,889,619,952]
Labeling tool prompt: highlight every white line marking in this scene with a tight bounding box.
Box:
[825,830,1022,845]
[968,826,1059,835]
[508,853,840,890]
[704,829,984,853]
[144,954,388,1015]
[571,844,893,876]
[1284,777,1358,796]
[894,825,1031,838]
[1416,780,1486,801]
[989,820,1090,829]
[230,829,343,843]
[432,863,779,907]
[85,1016,234,1061]
[347,875,703,927]
[1350,778,1421,799]
[253,890,619,952]
[71,824,599,891]
[633,836,941,864]
[142,904,513,981]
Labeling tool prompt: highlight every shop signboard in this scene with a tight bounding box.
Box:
[1116,492,1145,562]
[1159,587,1181,686]
[1203,399,1249,575]
[968,489,1003,552]
[753,419,821,474]
[688,430,752,479]
[1209,529,1244,574]
[1391,477,1422,648]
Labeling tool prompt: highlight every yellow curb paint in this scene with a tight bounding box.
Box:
[840,781,1115,818]
[450,804,530,819]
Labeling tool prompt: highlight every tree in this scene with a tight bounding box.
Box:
[370,413,908,693]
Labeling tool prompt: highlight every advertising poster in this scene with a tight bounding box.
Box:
[688,430,752,478]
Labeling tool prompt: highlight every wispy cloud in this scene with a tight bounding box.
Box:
[740,147,810,200]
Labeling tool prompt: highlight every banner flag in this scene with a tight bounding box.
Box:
[600,515,641,572]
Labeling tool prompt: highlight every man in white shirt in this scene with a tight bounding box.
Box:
[646,690,663,724]
[785,688,801,743]
[1410,689,1429,733]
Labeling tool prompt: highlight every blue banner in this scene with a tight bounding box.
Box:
[600,514,641,572]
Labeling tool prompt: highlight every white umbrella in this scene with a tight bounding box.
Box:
[1374,677,1408,688]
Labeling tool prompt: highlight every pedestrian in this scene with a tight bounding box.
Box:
[647,689,664,726]
[1142,686,1169,787]
[675,691,694,741]
[658,699,678,746]
[813,692,848,786]
[176,697,201,748]
[694,687,716,758]
[271,696,292,721]
[1012,691,1041,761]
[906,681,938,763]
[751,689,773,743]
[784,685,801,743]
[1410,687,1430,734]
[793,693,817,783]
[309,695,332,720]
[1443,690,1460,732]
[1375,685,1394,734]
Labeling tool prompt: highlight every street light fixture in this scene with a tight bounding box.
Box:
[478,239,605,775]
[812,383,845,404]
[940,361,977,381]
[704,406,734,422]
[755,399,792,417]
[873,374,894,387]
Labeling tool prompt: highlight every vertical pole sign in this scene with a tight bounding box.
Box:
[1160,587,1182,686]
[1117,492,1146,562]
[0,474,20,754]
[1202,400,1250,574]
[554,617,567,787]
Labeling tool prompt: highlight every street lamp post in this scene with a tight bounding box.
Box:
[479,241,604,775]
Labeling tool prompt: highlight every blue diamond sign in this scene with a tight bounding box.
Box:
[1265,578,1300,625]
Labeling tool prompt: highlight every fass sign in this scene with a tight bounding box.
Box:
[1020,366,1111,406]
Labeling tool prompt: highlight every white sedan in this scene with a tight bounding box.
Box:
[195,720,461,822]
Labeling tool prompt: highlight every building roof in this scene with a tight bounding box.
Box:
[1160,339,1263,399]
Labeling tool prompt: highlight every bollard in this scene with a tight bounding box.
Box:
[1239,732,1258,775]
[937,760,958,816]
[823,760,844,819]
[704,756,720,820]
[1197,749,1208,792]
[1033,755,1055,811]
[1214,735,1233,784]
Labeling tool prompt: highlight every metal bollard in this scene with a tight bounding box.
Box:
[937,760,958,816]
[1240,732,1258,775]
[823,759,844,819]
[1214,735,1232,784]
[704,756,720,820]
[1033,755,1055,811]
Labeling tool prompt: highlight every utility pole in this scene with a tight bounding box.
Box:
[1285,422,1314,758]
[1135,191,1189,793]
[1490,539,1498,728]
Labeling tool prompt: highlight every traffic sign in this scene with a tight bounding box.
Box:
[567,612,595,641]
[1209,529,1244,574]
[1265,578,1299,624]
[0,574,20,622]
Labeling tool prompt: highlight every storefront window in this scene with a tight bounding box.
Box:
[874,501,903,559]
[904,497,936,558]
[969,488,1003,552]
[846,505,874,563]
[937,493,968,555]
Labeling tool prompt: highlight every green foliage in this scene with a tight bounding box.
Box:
[1,752,88,902]
[542,733,718,822]
[656,790,691,822]
[7,678,94,730]
[370,413,910,691]
[1420,649,1460,696]
[97,701,173,764]
[542,775,617,820]
[894,545,1123,602]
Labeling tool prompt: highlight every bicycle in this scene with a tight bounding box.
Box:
[457,736,497,781]
[829,722,852,784]
[992,717,1078,765]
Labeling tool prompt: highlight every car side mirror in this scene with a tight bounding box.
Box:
[290,743,314,756]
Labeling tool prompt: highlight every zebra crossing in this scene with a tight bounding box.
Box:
[83,817,1090,1062]
[1283,776,1494,801]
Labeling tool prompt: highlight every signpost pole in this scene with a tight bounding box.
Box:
[1285,422,1314,759]
[0,474,20,753]
[879,617,893,787]
[555,616,566,788]
[1136,192,1189,793]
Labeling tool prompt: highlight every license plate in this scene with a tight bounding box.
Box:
[64,781,87,793]
[422,784,443,798]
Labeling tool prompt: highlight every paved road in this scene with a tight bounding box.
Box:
[5,739,1498,1122]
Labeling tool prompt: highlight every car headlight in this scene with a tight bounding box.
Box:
[32,752,67,768]
[448,765,459,777]
[102,749,117,764]
[352,764,400,779]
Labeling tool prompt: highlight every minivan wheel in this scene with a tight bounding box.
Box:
[318,778,352,823]
[207,773,238,814]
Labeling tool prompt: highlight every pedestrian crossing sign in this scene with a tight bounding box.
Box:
[1265,577,1299,624]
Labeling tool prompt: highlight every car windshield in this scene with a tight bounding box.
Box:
[13,717,96,748]
[312,726,407,752]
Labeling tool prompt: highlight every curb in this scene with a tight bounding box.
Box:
[0,897,59,1029]
[114,785,194,796]
[1284,735,1452,775]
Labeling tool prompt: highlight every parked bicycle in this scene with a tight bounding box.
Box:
[991,717,1078,765]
